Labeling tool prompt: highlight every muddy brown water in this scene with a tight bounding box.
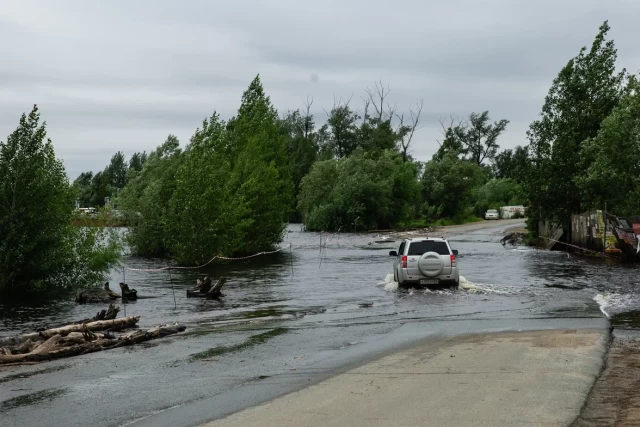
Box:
[0,222,637,427]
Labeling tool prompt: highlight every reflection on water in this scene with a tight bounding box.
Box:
[1,224,639,337]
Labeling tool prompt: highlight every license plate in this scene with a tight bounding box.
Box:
[420,279,438,285]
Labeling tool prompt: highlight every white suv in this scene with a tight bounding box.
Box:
[390,238,459,287]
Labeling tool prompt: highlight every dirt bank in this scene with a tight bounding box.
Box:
[572,333,640,426]
[203,329,607,427]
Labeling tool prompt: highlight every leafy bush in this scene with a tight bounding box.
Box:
[298,150,421,231]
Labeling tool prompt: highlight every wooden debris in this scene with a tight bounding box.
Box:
[46,304,121,330]
[119,283,138,301]
[0,316,140,347]
[0,306,185,366]
[0,324,185,365]
[187,277,226,299]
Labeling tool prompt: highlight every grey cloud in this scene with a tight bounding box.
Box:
[1,0,640,179]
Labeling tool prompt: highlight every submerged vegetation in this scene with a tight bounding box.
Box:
[0,107,121,299]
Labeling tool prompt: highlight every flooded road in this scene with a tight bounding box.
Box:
[0,220,636,427]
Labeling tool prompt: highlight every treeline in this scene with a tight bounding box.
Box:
[81,80,523,265]
[74,151,147,208]
[525,21,640,237]
[74,20,637,266]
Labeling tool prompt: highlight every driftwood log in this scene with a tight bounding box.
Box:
[0,316,140,347]
[0,323,185,365]
[43,304,121,331]
[186,277,226,299]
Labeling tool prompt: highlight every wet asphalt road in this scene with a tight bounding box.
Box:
[1,221,634,427]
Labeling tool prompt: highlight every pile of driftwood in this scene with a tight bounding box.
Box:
[0,305,185,365]
[186,276,226,299]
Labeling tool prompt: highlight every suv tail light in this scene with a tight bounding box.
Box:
[450,254,457,267]
[401,255,407,269]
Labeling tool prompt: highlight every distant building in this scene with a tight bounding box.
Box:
[501,205,526,219]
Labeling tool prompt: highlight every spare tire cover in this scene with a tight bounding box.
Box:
[418,252,444,277]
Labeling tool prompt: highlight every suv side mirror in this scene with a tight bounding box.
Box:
[389,250,398,257]
[452,250,458,256]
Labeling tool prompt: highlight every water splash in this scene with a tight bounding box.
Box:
[381,274,510,296]
[594,294,611,318]
[459,276,513,295]
[383,274,398,292]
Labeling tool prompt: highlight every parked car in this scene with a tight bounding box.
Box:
[389,238,459,287]
[485,209,499,220]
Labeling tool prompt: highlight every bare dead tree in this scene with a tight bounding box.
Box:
[436,115,465,147]
[395,99,424,162]
[365,80,392,121]
[303,97,314,139]
[360,97,371,125]
[386,102,398,121]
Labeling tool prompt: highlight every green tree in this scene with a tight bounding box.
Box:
[166,114,246,264]
[357,117,398,154]
[576,76,640,216]
[322,104,360,158]
[298,150,421,231]
[119,135,182,256]
[226,76,293,253]
[279,107,319,220]
[492,146,529,182]
[129,151,147,173]
[422,152,487,220]
[0,106,120,297]
[525,21,626,234]
[459,111,509,166]
[73,171,94,207]
[434,125,465,161]
[106,151,128,191]
[121,77,294,263]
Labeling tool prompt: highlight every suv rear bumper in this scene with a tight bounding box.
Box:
[397,269,459,287]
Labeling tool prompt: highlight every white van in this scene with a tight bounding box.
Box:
[501,206,526,219]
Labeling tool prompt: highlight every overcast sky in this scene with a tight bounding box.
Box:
[1,0,639,179]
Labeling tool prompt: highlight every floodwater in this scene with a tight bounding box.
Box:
[0,221,636,427]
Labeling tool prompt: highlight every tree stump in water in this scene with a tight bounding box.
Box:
[119,283,138,300]
[205,277,226,299]
[187,277,226,299]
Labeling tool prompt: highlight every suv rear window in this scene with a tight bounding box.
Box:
[407,241,450,256]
